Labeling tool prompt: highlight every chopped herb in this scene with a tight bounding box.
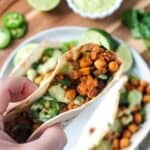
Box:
[31,61,39,70]
[43,47,54,57]
[140,107,146,123]
[119,89,129,107]
[59,79,71,87]
[60,40,78,53]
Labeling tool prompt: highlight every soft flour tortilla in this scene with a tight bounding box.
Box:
[4,43,124,141]
[10,40,61,77]
[72,76,128,150]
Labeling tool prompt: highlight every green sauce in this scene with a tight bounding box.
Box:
[73,0,116,13]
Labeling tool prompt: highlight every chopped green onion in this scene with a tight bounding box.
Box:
[59,79,71,87]
[98,74,108,80]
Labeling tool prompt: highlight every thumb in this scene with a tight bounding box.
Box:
[24,125,67,150]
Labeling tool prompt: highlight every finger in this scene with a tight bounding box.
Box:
[24,125,67,150]
[0,77,37,113]
[0,130,17,143]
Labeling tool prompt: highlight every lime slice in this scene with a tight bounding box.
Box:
[27,0,60,11]
[80,30,111,49]
[117,44,133,72]
[14,43,38,66]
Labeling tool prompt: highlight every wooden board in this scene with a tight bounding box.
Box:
[0,0,150,69]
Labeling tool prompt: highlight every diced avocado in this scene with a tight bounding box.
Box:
[58,61,73,74]
[93,140,112,150]
[26,68,37,81]
[109,119,123,134]
[128,89,142,108]
[37,50,62,74]
[48,84,69,103]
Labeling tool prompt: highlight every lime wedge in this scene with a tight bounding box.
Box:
[117,44,133,72]
[27,0,60,11]
[14,43,38,66]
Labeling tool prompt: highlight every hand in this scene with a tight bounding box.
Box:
[0,77,67,150]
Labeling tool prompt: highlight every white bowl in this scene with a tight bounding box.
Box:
[67,0,123,19]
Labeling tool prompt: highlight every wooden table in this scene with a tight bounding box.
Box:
[0,0,150,149]
[0,0,150,70]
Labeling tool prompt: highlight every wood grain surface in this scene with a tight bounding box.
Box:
[0,0,150,69]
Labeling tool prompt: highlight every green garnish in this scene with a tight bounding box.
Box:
[31,96,60,122]
[128,89,142,108]
[60,40,78,53]
[43,47,54,57]
[59,79,71,87]
[140,107,146,123]
[31,61,40,70]
[119,89,129,107]
[122,9,150,51]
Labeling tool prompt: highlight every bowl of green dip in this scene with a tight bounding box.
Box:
[67,0,123,19]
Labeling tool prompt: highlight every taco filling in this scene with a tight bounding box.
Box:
[24,41,77,86]
[4,43,121,143]
[93,75,150,150]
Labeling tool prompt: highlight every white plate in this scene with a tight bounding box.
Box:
[1,26,150,149]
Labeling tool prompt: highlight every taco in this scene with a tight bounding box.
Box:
[4,43,123,143]
[10,40,76,86]
[90,74,150,150]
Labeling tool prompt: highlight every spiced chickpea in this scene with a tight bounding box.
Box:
[79,57,92,68]
[140,80,147,87]
[70,70,81,80]
[143,94,150,103]
[34,76,42,85]
[94,58,106,71]
[134,112,142,124]
[91,46,101,60]
[80,67,91,75]
[65,89,76,101]
[128,123,139,133]
[120,138,130,148]
[108,61,119,73]
[112,138,120,148]
[122,129,132,138]
[146,85,150,94]
[77,82,88,96]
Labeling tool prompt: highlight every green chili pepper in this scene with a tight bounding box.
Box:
[10,23,27,39]
[0,27,12,49]
[3,12,25,29]
[31,96,60,122]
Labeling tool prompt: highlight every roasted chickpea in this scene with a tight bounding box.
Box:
[146,85,150,94]
[94,58,106,71]
[79,57,92,68]
[112,138,120,148]
[120,138,130,148]
[134,112,142,124]
[34,76,42,85]
[80,67,91,75]
[128,123,139,133]
[130,78,139,86]
[70,70,81,80]
[143,94,150,103]
[65,89,76,101]
[140,80,147,87]
[91,46,101,60]
[77,83,87,96]
[108,61,119,73]
[122,129,132,138]
[87,88,98,99]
